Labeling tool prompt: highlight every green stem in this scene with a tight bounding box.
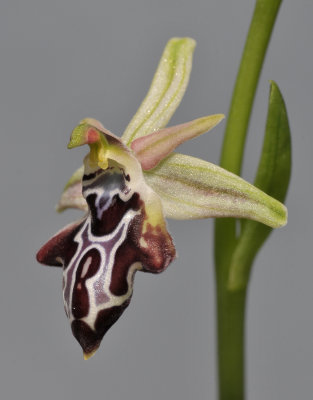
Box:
[214,1,282,399]
[216,284,246,400]
[220,0,282,175]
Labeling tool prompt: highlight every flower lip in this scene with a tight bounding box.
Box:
[38,116,176,358]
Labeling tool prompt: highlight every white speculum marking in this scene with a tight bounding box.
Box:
[81,256,92,279]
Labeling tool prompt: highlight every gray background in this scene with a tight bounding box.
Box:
[0,0,311,399]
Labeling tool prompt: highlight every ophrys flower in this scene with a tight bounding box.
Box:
[36,38,287,359]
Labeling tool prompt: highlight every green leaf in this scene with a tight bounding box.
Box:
[228,81,291,291]
[144,152,287,228]
[121,37,196,146]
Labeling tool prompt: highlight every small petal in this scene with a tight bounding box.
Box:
[144,153,287,228]
[131,114,225,170]
[122,37,196,146]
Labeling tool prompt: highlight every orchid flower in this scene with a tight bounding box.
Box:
[36,38,287,359]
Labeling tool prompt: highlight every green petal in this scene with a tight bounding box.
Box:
[121,37,196,146]
[144,153,287,228]
[228,81,291,290]
[131,114,224,170]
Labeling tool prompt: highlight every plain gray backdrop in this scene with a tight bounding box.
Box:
[1,0,312,399]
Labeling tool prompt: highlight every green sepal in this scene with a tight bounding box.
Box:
[121,38,196,146]
[228,81,291,290]
[144,151,287,228]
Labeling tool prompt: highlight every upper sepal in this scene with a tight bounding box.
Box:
[122,37,196,145]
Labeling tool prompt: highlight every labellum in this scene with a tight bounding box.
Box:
[37,124,175,359]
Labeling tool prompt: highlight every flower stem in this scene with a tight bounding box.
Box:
[220,0,282,175]
[214,1,282,399]
[216,283,246,400]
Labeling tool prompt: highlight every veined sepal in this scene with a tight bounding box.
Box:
[122,37,196,145]
[144,152,287,228]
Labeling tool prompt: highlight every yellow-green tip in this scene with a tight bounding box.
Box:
[68,123,101,149]
[83,349,98,360]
